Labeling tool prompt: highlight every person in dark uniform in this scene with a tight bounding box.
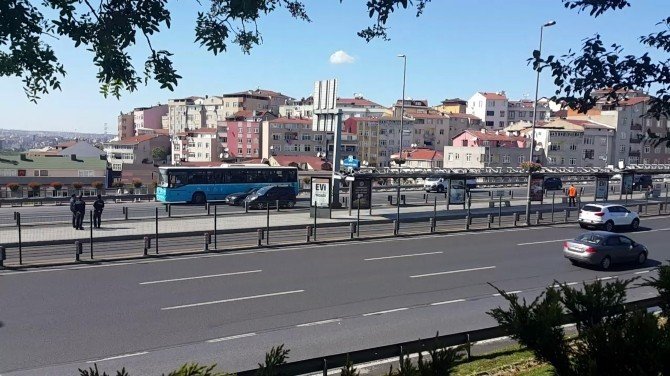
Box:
[74,194,86,230]
[69,193,77,229]
[93,194,105,228]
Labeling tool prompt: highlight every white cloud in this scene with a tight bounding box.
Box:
[329,50,355,64]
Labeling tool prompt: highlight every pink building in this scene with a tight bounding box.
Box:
[444,129,528,169]
[452,129,527,148]
[221,110,276,160]
[134,105,168,132]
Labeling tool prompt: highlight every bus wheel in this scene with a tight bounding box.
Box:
[191,192,206,205]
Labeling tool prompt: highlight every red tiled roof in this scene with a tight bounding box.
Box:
[620,96,649,106]
[56,141,77,148]
[337,97,383,107]
[460,129,526,142]
[398,148,444,161]
[346,117,381,123]
[271,155,331,170]
[445,113,481,120]
[562,119,613,130]
[269,117,312,125]
[410,113,445,119]
[479,92,507,100]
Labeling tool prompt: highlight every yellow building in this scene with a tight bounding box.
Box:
[434,98,467,115]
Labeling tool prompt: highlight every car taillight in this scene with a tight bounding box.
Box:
[563,241,569,249]
[585,246,597,254]
[594,212,605,217]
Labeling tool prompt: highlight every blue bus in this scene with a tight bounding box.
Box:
[156,164,299,204]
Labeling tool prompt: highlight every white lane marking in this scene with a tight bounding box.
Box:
[635,270,651,274]
[410,265,496,279]
[296,318,341,327]
[492,290,522,297]
[598,276,616,281]
[207,333,256,343]
[364,251,443,261]
[140,270,261,285]
[86,351,149,363]
[430,299,465,306]
[362,307,408,316]
[161,290,305,311]
[518,238,572,246]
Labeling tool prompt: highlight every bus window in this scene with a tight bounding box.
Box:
[189,171,209,185]
[286,169,297,182]
[168,171,187,187]
[158,170,169,187]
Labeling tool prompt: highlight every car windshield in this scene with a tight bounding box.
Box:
[581,205,602,212]
[426,178,440,182]
[255,186,272,195]
[576,233,604,245]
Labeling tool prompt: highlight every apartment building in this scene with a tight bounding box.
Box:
[279,95,387,120]
[260,117,329,160]
[434,98,467,114]
[117,112,135,139]
[390,148,444,169]
[343,116,413,167]
[134,105,168,133]
[507,100,550,124]
[221,110,277,160]
[172,128,220,164]
[103,134,171,168]
[444,129,528,169]
[163,96,205,135]
[466,92,509,128]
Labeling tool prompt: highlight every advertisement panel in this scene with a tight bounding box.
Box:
[595,176,609,200]
[530,176,544,202]
[449,179,466,205]
[622,173,634,195]
[311,178,330,208]
[351,179,372,209]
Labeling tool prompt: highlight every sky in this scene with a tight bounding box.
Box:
[0,0,666,133]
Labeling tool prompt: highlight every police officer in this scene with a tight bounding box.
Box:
[93,194,105,228]
[74,194,86,230]
[69,193,77,229]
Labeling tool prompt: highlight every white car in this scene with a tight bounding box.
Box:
[578,203,640,232]
[424,178,476,192]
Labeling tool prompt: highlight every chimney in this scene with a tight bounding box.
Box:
[481,128,486,134]
[71,154,77,161]
[19,153,27,161]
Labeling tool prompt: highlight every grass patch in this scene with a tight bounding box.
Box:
[452,344,553,376]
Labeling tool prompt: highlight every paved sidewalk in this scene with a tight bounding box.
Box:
[0,192,663,246]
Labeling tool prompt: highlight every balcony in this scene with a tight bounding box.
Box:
[630,123,643,131]
[629,150,641,157]
[629,137,642,144]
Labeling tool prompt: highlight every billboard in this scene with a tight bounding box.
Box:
[351,179,372,209]
[311,178,331,208]
[313,79,338,132]
[595,176,609,200]
[530,176,544,202]
[449,179,466,205]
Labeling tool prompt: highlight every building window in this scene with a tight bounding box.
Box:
[502,155,510,164]
[620,131,627,140]
[466,153,472,162]
[584,149,595,159]
[78,170,95,177]
[569,158,577,165]
[486,111,494,116]
[500,111,505,117]
[499,121,505,127]
[485,121,494,127]
[197,153,202,158]
[620,145,626,153]
[205,153,209,159]
[272,134,280,141]
[584,136,594,145]
[439,129,444,135]
[550,144,561,151]
[302,134,311,141]
[518,155,524,164]
[447,153,453,161]
[509,111,515,119]
[314,135,324,141]
[569,144,577,151]
[304,145,311,152]
[33,169,48,177]
[237,148,243,154]
[644,145,651,153]
[247,139,252,145]
[519,111,525,117]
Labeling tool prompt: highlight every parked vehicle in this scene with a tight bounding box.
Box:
[225,188,259,206]
[543,177,563,190]
[244,185,297,209]
[632,175,653,191]
[424,178,476,192]
[563,231,648,270]
[578,203,640,232]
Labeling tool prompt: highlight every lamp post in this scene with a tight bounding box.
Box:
[525,20,556,225]
[398,54,407,159]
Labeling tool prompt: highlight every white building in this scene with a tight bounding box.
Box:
[467,92,509,129]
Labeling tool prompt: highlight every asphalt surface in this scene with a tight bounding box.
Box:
[1,216,668,375]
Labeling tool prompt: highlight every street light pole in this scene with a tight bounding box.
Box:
[525,20,556,225]
[398,54,407,160]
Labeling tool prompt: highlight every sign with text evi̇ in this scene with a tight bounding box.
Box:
[311,178,330,207]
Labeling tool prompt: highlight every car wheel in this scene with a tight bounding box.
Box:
[604,220,615,232]
[630,218,640,231]
[437,185,444,193]
[191,192,206,205]
[579,223,588,229]
[637,252,647,265]
[286,200,295,208]
[600,256,612,270]
[570,259,579,266]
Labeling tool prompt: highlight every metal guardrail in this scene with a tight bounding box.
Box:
[235,296,662,376]
[0,194,155,207]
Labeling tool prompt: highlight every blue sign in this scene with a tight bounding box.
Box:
[341,155,361,170]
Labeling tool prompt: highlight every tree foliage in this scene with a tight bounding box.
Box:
[488,271,670,376]
[1,0,430,102]
[152,146,169,162]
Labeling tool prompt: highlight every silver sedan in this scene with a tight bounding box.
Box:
[563,231,648,270]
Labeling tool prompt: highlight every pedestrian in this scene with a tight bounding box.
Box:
[568,184,577,207]
[93,194,105,228]
[69,193,77,229]
[74,194,86,230]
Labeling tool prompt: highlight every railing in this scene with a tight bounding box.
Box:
[630,137,643,144]
[235,296,662,376]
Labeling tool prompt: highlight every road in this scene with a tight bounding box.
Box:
[0,183,609,227]
[1,216,668,375]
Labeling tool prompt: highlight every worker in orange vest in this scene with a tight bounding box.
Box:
[568,184,577,207]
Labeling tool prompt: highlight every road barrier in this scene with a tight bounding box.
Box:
[234,296,662,376]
